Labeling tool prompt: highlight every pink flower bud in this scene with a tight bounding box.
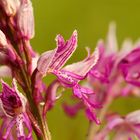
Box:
[17,0,34,40]
[0,30,7,46]
[0,0,20,16]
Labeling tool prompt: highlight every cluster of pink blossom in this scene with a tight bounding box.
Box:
[63,23,140,140]
[0,0,140,140]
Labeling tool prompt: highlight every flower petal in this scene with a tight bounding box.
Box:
[23,113,33,139]
[2,118,16,139]
[85,108,100,124]
[63,47,99,77]
[0,79,26,117]
[37,50,56,76]
[43,80,62,115]
[0,66,12,78]
[126,110,140,124]
[0,0,20,16]
[37,30,78,76]
[49,30,78,70]
[89,41,115,83]
[0,30,7,46]
[16,114,25,139]
[17,0,34,39]
[119,47,140,86]
[106,22,118,54]
[107,117,124,130]
[62,102,83,117]
[53,69,84,88]
[0,117,11,138]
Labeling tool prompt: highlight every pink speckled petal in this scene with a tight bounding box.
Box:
[64,47,99,77]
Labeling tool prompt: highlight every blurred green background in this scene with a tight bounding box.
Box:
[31,0,140,139]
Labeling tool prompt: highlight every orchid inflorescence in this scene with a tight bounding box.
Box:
[0,0,140,140]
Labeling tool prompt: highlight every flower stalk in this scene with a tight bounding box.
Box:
[87,98,112,140]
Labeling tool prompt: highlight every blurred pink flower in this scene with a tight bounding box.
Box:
[94,110,140,140]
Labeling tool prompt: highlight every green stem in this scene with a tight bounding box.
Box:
[87,98,113,140]
[8,19,51,140]
[43,115,51,140]
[21,42,51,140]
[21,68,50,140]
[20,66,45,140]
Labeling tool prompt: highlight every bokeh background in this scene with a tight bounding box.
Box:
[31,0,140,139]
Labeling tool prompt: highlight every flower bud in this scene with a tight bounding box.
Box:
[0,0,20,16]
[17,0,35,40]
[0,30,7,46]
